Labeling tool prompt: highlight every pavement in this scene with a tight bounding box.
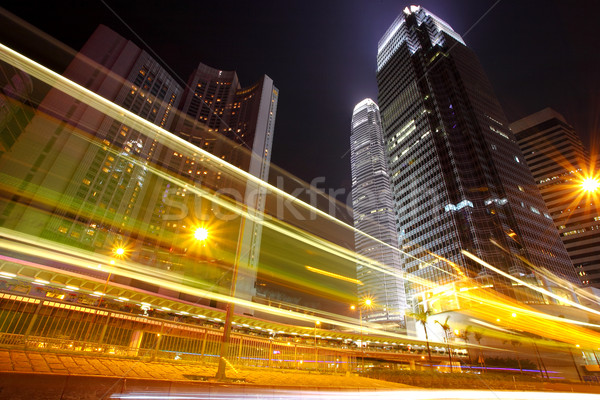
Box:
[0,348,409,389]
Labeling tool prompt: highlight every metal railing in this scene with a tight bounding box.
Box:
[0,291,363,371]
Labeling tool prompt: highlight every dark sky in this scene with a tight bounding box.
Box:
[2,0,599,192]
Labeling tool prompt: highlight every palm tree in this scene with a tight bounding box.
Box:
[473,329,485,372]
[435,316,453,372]
[459,325,473,366]
[510,339,523,373]
[407,305,433,371]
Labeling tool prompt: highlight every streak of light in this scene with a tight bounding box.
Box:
[461,250,600,318]
[0,228,428,344]
[305,265,363,285]
[490,239,600,309]
[0,43,439,279]
[468,318,513,333]
[461,290,600,330]
[427,251,467,277]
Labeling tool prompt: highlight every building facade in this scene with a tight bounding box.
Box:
[375,6,579,311]
[0,65,35,155]
[511,108,599,287]
[350,98,406,323]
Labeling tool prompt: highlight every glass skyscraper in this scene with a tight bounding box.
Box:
[350,98,406,324]
[376,6,579,310]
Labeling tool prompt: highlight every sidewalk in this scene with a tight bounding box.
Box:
[0,348,409,389]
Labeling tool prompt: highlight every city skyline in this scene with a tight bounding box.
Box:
[1,1,598,192]
[2,2,600,391]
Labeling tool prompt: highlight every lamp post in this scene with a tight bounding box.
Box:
[352,298,372,372]
[97,246,126,307]
[581,176,599,193]
[214,212,246,381]
[570,344,583,382]
[314,320,320,370]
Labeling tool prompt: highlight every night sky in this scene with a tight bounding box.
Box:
[2,0,599,192]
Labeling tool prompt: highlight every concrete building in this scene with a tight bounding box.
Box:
[0,25,277,307]
[511,108,599,287]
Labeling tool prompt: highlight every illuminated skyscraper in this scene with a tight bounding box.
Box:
[172,62,278,304]
[376,6,579,310]
[511,108,598,287]
[350,98,406,323]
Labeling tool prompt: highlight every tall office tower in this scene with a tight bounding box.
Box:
[170,63,278,304]
[511,108,599,287]
[350,98,406,323]
[376,5,579,310]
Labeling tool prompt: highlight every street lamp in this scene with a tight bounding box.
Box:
[581,176,599,193]
[194,227,209,242]
[314,320,320,370]
[353,297,373,372]
[98,245,127,306]
[215,211,246,381]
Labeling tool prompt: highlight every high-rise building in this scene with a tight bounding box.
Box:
[511,108,599,287]
[171,62,278,304]
[376,5,579,310]
[0,25,182,260]
[350,98,406,323]
[0,25,277,305]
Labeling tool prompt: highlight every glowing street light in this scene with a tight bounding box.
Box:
[194,227,209,241]
[99,245,128,306]
[314,320,321,370]
[581,177,599,193]
[353,297,374,371]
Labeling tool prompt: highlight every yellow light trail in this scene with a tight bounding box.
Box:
[0,228,435,344]
[3,43,598,351]
[461,250,600,318]
[305,265,363,285]
[490,239,600,309]
[0,42,443,278]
